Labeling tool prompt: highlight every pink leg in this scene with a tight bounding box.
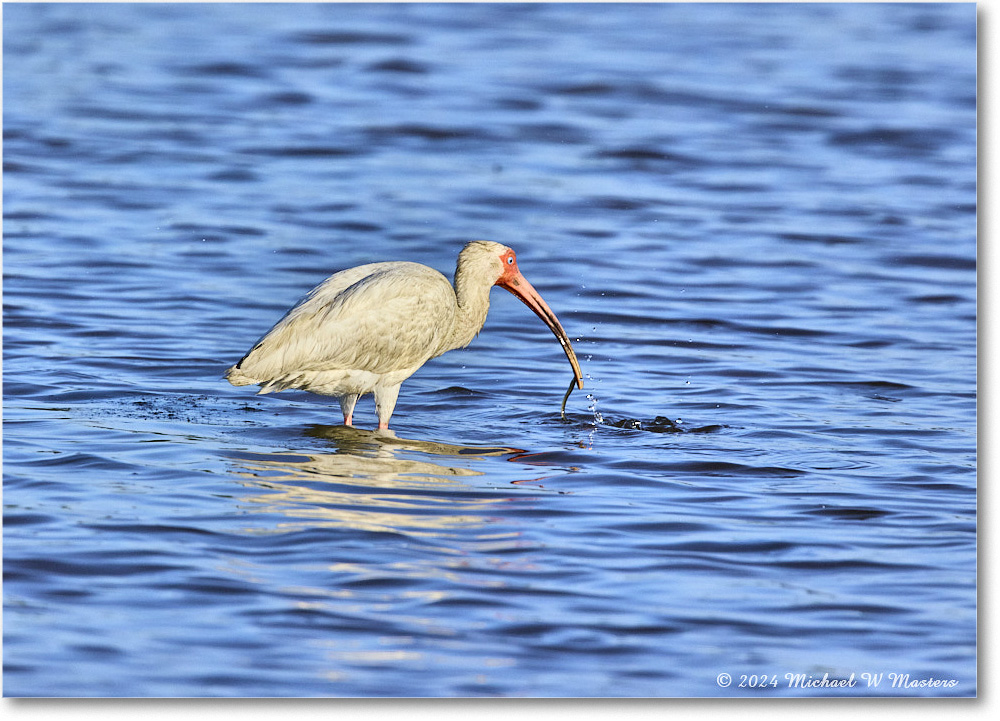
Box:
[339,394,359,427]
[373,384,400,431]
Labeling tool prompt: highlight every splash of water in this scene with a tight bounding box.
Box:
[586,392,604,425]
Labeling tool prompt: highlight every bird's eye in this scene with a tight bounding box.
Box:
[507,255,514,265]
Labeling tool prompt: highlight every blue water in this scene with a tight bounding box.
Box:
[3,2,976,697]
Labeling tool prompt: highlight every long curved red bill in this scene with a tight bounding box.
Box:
[497,271,584,390]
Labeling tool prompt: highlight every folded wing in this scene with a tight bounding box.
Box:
[227,262,457,392]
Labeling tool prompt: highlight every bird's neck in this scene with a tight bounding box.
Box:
[449,265,493,350]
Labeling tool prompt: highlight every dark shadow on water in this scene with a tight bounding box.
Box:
[561,412,726,434]
[604,416,726,434]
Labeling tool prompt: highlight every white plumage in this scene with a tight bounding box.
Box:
[227,241,582,429]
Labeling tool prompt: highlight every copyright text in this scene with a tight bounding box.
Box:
[715,671,960,690]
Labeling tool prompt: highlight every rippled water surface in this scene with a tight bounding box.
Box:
[3,2,977,697]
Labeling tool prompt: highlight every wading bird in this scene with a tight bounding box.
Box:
[226,241,583,429]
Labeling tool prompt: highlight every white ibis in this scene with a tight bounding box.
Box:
[226,241,584,429]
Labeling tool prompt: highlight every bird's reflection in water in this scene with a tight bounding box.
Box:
[229,425,532,541]
[303,424,524,463]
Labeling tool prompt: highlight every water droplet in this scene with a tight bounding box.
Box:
[587,391,604,425]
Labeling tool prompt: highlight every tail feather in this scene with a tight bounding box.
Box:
[228,364,307,395]
[225,365,258,387]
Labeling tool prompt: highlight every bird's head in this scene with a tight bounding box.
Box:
[457,240,512,285]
